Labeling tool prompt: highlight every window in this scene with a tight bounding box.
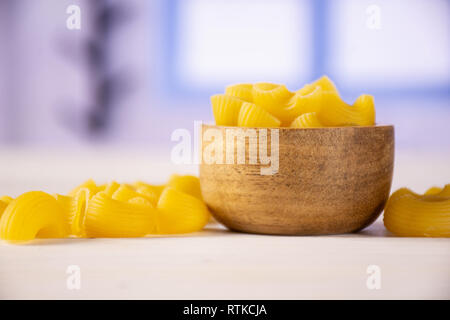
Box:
[166,0,450,97]
[327,0,450,93]
[167,0,312,92]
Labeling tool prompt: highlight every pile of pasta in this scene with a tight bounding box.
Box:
[210,76,375,128]
[0,175,210,242]
[384,184,450,237]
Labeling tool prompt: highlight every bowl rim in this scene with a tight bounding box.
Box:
[201,123,394,130]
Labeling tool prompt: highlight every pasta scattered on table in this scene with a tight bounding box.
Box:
[384,185,450,237]
[0,175,210,243]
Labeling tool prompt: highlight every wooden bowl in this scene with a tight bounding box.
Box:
[199,124,394,235]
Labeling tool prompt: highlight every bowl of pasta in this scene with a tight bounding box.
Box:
[199,77,395,235]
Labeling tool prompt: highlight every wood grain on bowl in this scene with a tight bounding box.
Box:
[199,124,394,235]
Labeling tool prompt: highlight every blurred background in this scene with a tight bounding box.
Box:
[0,0,449,195]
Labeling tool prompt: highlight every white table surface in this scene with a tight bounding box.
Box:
[0,147,449,299]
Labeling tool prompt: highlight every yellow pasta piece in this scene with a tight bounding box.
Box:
[57,189,89,237]
[0,196,13,219]
[437,185,450,197]
[1,196,13,204]
[384,187,450,237]
[316,92,375,127]
[168,174,203,200]
[252,83,295,123]
[211,94,244,126]
[69,179,101,197]
[112,184,141,202]
[0,201,9,220]
[55,188,90,237]
[297,75,339,96]
[133,182,165,205]
[157,187,210,234]
[387,187,417,200]
[237,102,281,127]
[352,94,376,126]
[288,76,339,122]
[288,86,330,118]
[289,79,374,127]
[128,196,154,207]
[287,86,323,115]
[253,83,293,106]
[104,181,121,197]
[134,186,159,206]
[314,75,339,93]
[72,189,89,237]
[425,184,450,197]
[425,186,443,195]
[290,112,323,128]
[225,83,253,102]
[133,181,165,194]
[54,194,76,227]
[0,191,70,241]
[85,192,157,238]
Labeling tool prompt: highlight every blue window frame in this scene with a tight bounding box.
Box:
[163,0,450,100]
